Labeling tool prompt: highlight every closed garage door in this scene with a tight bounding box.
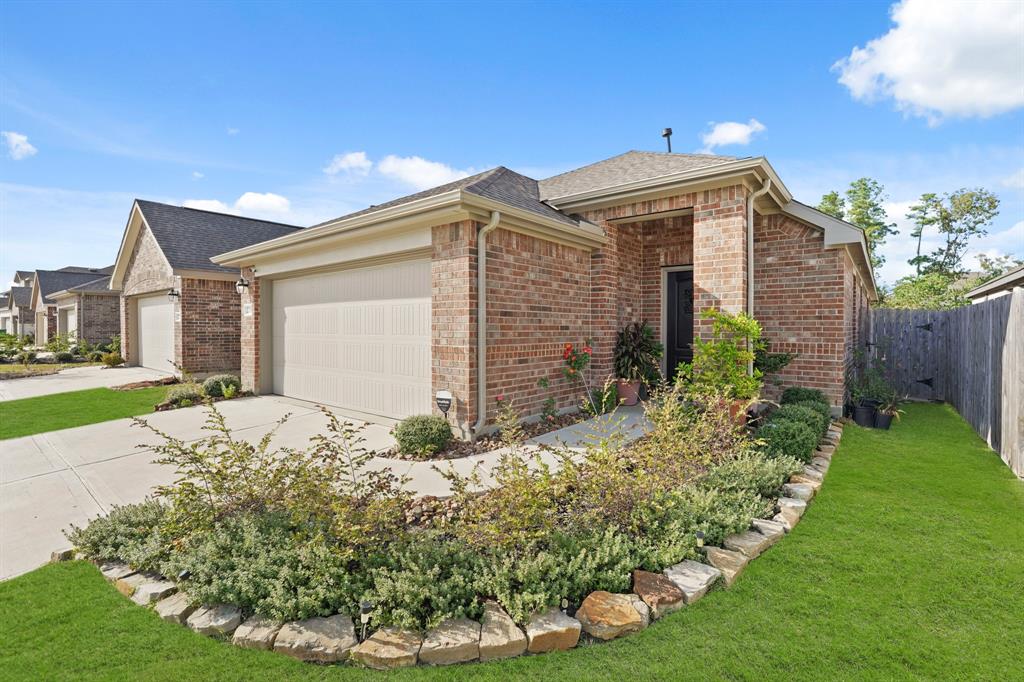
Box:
[66,310,77,337]
[137,294,175,372]
[272,259,431,420]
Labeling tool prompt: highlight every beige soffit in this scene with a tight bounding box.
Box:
[212,190,607,268]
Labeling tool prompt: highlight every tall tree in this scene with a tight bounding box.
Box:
[818,178,896,270]
[976,253,1023,283]
[906,189,1000,276]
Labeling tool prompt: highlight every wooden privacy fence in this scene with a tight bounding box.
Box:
[870,288,1023,478]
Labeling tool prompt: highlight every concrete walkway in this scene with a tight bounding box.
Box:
[0,365,172,402]
[0,396,648,581]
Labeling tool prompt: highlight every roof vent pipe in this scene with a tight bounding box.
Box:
[747,178,772,376]
[472,211,501,439]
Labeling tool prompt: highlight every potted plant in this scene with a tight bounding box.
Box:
[874,393,904,430]
[613,321,663,406]
[679,309,762,423]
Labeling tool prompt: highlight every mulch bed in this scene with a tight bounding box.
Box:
[112,377,180,391]
[387,412,586,461]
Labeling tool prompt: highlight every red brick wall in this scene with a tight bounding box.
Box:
[432,221,477,432]
[80,295,121,345]
[754,213,845,406]
[693,186,749,337]
[179,277,241,375]
[483,227,591,424]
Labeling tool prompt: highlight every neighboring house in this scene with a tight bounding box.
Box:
[0,291,11,334]
[109,200,303,375]
[8,286,35,339]
[966,264,1024,304]
[30,267,115,343]
[213,150,877,434]
[48,275,121,344]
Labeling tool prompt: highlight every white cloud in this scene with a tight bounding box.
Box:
[183,199,235,214]
[2,131,38,160]
[191,171,204,180]
[834,0,1024,123]
[323,151,372,176]
[1001,169,1024,191]
[377,154,471,190]
[235,191,290,214]
[227,127,240,135]
[699,119,765,152]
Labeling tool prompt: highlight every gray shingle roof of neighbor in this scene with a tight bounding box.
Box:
[311,167,579,229]
[35,269,117,304]
[537,150,741,201]
[10,286,33,307]
[135,200,304,273]
[57,265,114,275]
[0,291,8,306]
[52,275,117,296]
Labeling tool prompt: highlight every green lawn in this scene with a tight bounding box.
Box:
[1,403,1021,680]
[0,361,103,377]
[0,386,168,439]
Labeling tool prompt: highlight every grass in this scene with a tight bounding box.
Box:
[1,403,1021,680]
[0,361,103,377]
[0,386,168,439]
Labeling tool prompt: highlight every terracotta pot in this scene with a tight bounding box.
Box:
[729,400,749,425]
[616,379,641,406]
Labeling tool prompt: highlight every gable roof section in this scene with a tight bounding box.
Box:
[10,286,33,308]
[537,150,740,201]
[49,275,118,300]
[33,269,116,305]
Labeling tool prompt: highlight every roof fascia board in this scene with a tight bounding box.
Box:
[966,266,1024,298]
[544,158,793,211]
[460,194,607,249]
[173,268,239,282]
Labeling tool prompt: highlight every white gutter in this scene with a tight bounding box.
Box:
[472,211,501,439]
[747,178,772,376]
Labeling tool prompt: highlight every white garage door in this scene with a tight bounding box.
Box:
[66,310,77,338]
[137,294,175,372]
[272,259,431,420]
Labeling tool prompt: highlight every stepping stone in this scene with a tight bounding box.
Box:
[479,601,527,662]
[351,627,421,670]
[154,591,196,624]
[99,562,135,582]
[115,572,158,598]
[663,559,721,603]
[419,617,480,665]
[50,548,74,563]
[575,591,648,640]
[131,580,177,605]
[274,615,357,663]
[632,569,686,619]
[704,547,749,587]
[789,472,823,490]
[525,608,581,653]
[752,518,786,543]
[232,616,282,650]
[782,482,815,501]
[723,530,773,558]
[187,604,243,638]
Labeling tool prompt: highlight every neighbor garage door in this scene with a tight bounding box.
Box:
[136,294,175,372]
[271,259,431,420]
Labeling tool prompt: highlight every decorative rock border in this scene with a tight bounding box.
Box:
[53,423,843,670]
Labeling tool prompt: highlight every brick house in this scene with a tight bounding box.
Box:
[108,200,302,375]
[48,274,121,344]
[213,151,877,434]
[30,267,114,343]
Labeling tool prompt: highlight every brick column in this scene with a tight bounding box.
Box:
[239,267,260,392]
[693,185,749,338]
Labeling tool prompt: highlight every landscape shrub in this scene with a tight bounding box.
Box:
[88,351,104,362]
[794,399,831,429]
[774,403,829,438]
[101,352,124,368]
[759,418,818,462]
[393,414,452,457]
[166,384,204,406]
[16,350,36,365]
[55,351,74,363]
[65,499,168,570]
[202,374,241,398]
[781,386,828,407]
[45,333,72,353]
[699,450,804,498]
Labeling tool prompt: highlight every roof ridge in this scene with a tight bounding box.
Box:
[135,198,304,230]
[539,150,640,182]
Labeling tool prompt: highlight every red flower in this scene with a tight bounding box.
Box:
[496,394,505,403]
[583,346,592,355]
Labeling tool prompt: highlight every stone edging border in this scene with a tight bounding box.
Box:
[52,423,843,670]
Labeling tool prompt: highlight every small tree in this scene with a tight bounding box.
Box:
[907,189,1000,276]
[679,310,762,401]
[818,178,897,269]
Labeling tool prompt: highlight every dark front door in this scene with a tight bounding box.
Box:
[665,269,694,381]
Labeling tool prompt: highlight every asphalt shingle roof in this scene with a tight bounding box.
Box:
[312,166,578,229]
[57,265,114,275]
[10,286,32,308]
[135,200,304,273]
[35,269,116,304]
[53,275,116,296]
[537,150,741,201]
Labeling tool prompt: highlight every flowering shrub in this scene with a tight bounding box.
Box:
[562,340,597,413]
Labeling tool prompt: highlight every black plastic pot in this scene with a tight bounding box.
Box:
[861,398,882,409]
[874,412,893,430]
[853,404,876,427]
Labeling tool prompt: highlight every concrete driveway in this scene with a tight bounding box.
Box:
[0,365,172,402]
[0,395,397,581]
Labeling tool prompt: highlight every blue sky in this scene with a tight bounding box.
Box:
[2,0,1022,286]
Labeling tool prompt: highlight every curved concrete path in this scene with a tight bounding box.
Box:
[0,396,648,581]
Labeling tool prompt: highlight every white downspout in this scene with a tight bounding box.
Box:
[472,211,501,439]
[747,178,772,376]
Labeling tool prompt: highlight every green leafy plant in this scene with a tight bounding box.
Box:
[100,352,124,368]
[166,384,203,406]
[679,310,762,400]
[773,403,829,439]
[46,333,72,353]
[393,414,452,457]
[754,340,796,383]
[201,374,241,398]
[108,335,121,355]
[613,321,663,382]
[781,386,828,407]
[65,499,168,570]
[55,351,74,363]
[758,418,818,462]
[17,349,36,366]
[583,377,619,416]
[562,340,596,413]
